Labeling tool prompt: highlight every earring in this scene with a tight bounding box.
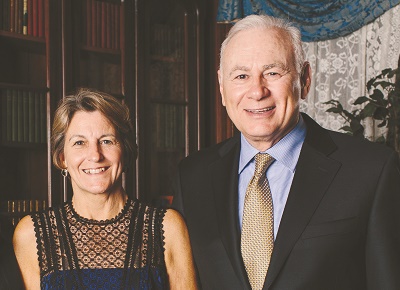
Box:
[61,169,68,177]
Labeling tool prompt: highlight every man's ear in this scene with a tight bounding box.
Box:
[217,69,226,106]
[300,62,312,100]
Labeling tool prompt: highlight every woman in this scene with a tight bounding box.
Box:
[13,88,198,289]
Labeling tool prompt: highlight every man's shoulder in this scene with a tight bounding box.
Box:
[179,136,239,167]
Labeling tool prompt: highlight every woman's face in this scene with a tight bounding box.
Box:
[61,110,124,196]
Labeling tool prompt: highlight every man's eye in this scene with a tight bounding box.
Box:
[264,72,282,80]
[235,74,248,80]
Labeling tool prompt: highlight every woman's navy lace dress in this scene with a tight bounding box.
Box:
[31,199,169,289]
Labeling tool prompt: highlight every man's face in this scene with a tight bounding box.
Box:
[218,27,310,151]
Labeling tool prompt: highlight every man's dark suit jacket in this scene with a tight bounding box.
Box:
[173,113,400,290]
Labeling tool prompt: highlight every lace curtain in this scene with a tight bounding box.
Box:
[301,5,400,139]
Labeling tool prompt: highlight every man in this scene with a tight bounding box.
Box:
[172,14,400,290]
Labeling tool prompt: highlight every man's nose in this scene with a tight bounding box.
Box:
[247,77,269,100]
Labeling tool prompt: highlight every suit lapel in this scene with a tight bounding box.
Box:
[211,136,251,289]
[264,114,341,289]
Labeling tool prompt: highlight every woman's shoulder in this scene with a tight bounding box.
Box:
[13,215,35,240]
[162,208,188,240]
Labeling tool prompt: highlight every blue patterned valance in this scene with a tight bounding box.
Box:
[217,0,400,42]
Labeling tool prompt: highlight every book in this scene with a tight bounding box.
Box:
[23,90,29,142]
[10,0,15,32]
[34,91,40,143]
[23,0,27,34]
[17,89,23,142]
[28,0,33,35]
[11,89,18,142]
[32,0,37,36]
[28,90,35,142]
[91,0,96,47]
[101,1,106,48]
[1,89,5,142]
[38,0,44,37]
[85,0,92,46]
[6,89,12,142]
[40,91,46,143]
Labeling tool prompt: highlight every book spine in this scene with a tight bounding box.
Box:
[34,91,40,143]
[23,90,29,142]
[32,0,37,36]
[28,0,33,35]
[17,89,23,142]
[106,2,111,49]
[28,90,35,142]
[101,1,106,48]
[23,0,27,34]
[11,89,18,142]
[86,0,92,46]
[116,2,120,49]
[38,0,43,37]
[96,0,101,47]
[91,0,96,47]
[1,89,5,142]
[10,0,15,32]
[6,89,12,142]
[40,91,46,143]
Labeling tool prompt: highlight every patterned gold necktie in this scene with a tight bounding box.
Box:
[241,153,275,290]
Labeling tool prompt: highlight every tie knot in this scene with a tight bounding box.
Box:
[254,153,274,176]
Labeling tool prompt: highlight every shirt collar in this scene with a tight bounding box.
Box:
[239,115,307,174]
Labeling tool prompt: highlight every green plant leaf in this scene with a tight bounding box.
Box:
[326,107,343,114]
[362,103,377,117]
[353,96,369,105]
[373,107,389,120]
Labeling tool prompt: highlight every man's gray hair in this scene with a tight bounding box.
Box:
[219,15,305,74]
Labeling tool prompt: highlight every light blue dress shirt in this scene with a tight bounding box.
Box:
[238,115,307,239]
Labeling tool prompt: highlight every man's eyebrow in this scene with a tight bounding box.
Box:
[262,63,289,71]
[228,65,249,77]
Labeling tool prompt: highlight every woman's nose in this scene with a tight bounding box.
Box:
[87,143,103,162]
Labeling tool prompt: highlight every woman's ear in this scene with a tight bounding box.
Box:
[60,153,67,168]
[300,62,312,100]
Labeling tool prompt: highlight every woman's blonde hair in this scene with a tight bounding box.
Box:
[51,88,136,170]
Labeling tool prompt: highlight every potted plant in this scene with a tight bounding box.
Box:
[324,55,400,155]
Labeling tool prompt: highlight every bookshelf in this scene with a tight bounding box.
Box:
[0,0,206,222]
[135,0,201,205]
[0,0,59,225]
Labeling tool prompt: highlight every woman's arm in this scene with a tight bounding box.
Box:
[163,209,198,290]
[13,215,40,290]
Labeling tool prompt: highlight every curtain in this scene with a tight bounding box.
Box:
[217,0,400,42]
[301,5,400,140]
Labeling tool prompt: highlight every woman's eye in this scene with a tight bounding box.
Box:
[100,139,113,145]
[73,140,84,146]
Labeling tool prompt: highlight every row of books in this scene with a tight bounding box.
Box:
[1,88,47,144]
[82,0,121,50]
[151,23,184,60]
[0,0,45,37]
[152,103,186,149]
[0,199,47,226]
[149,61,185,101]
